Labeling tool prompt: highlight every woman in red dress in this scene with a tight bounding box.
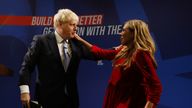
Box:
[74,19,162,108]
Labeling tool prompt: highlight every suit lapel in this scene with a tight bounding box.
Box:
[68,40,78,68]
[47,33,63,66]
[46,34,79,72]
[69,40,77,57]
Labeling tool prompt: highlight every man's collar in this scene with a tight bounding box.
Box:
[55,31,65,43]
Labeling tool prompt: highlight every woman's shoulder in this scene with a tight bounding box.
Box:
[136,48,150,54]
[134,49,151,60]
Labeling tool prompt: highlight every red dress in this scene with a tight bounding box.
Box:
[91,46,162,108]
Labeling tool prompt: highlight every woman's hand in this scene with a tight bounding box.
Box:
[73,33,83,41]
[145,101,154,108]
[73,33,93,49]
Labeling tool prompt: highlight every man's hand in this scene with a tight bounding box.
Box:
[21,93,30,108]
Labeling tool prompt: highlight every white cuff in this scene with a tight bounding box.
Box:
[19,85,30,94]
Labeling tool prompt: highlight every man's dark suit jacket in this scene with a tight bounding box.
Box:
[19,32,94,108]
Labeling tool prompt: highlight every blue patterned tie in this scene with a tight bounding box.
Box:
[63,41,70,72]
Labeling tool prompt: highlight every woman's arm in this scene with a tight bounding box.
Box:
[135,50,162,106]
[73,34,119,60]
[74,34,92,50]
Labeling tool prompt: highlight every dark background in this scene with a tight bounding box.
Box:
[0,0,192,108]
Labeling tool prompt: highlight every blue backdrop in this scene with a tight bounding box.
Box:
[0,0,192,108]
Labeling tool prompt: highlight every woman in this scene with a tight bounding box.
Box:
[74,19,162,108]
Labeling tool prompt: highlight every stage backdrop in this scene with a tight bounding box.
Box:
[0,0,192,108]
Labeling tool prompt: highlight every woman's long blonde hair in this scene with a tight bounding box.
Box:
[113,19,157,68]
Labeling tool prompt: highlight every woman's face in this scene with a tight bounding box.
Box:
[119,27,133,45]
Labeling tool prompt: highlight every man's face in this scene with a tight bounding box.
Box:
[60,20,78,39]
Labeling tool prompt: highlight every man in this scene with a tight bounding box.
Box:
[19,9,93,108]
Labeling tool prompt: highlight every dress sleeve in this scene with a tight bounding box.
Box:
[135,50,162,104]
[91,45,119,60]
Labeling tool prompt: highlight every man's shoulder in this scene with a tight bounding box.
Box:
[33,32,54,40]
[70,38,82,47]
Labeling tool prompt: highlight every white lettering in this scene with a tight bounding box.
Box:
[77,27,85,36]
[43,27,54,34]
[86,26,106,36]
[107,25,122,35]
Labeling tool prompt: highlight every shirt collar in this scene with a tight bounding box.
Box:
[55,31,63,43]
[54,31,69,43]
